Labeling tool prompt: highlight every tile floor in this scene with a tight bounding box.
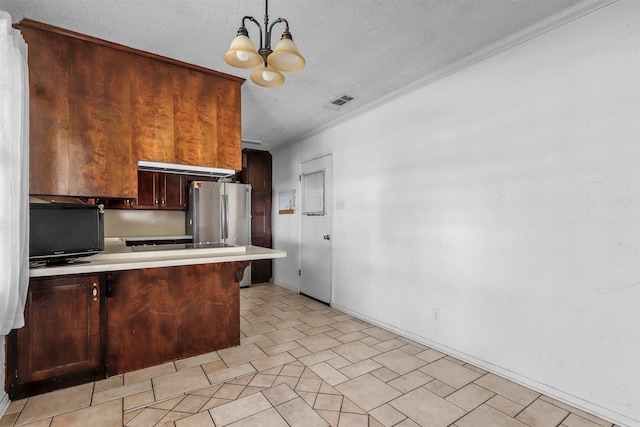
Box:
[1,283,616,427]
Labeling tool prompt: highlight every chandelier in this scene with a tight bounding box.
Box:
[223,0,305,88]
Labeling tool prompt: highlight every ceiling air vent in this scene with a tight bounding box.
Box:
[325,94,356,110]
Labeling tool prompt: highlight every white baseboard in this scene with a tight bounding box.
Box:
[331,302,637,427]
[0,391,10,420]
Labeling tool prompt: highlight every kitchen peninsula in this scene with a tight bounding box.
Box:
[8,243,285,400]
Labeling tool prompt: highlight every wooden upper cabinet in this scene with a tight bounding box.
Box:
[17,19,243,198]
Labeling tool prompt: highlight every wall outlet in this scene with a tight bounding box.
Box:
[432,307,440,323]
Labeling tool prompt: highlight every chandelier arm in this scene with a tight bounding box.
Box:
[241,16,264,51]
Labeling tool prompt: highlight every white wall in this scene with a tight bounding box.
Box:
[272,2,639,426]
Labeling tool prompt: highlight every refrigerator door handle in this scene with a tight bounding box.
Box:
[221,194,229,240]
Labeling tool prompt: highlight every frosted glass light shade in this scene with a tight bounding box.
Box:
[268,38,305,72]
[224,34,262,68]
[250,66,285,87]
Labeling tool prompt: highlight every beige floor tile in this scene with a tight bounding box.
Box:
[251,352,296,372]
[263,383,299,406]
[276,397,329,427]
[336,331,368,344]
[309,362,350,386]
[265,327,307,344]
[415,348,447,363]
[16,383,94,425]
[327,356,352,370]
[5,399,27,415]
[155,411,191,426]
[124,362,175,384]
[456,404,529,427]
[125,407,167,426]
[420,358,482,388]
[446,383,495,412]
[389,387,466,427]
[174,351,221,371]
[474,373,540,406]
[241,321,277,336]
[362,327,398,341]
[94,375,124,393]
[207,363,256,384]
[369,403,407,426]
[175,411,215,427]
[153,366,210,401]
[538,396,613,426]
[262,341,302,356]
[561,413,612,427]
[297,334,342,353]
[214,384,246,400]
[209,392,272,426]
[298,349,339,366]
[485,394,525,417]
[295,377,323,393]
[338,412,368,426]
[50,400,122,427]
[92,379,152,405]
[123,409,143,424]
[218,343,268,367]
[123,390,155,411]
[373,338,411,353]
[0,413,19,427]
[388,370,434,394]
[371,367,400,382]
[248,373,277,388]
[340,359,383,379]
[336,374,402,412]
[228,407,289,427]
[331,320,368,334]
[314,393,343,411]
[373,349,426,376]
[316,409,340,427]
[516,398,570,427]
[332,341,381,364]
[172,394,209,413]
[423,379,457,397]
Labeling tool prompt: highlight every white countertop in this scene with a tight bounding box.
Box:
[29,238,286,278]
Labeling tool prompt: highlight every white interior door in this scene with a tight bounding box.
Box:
[300,154,332,303]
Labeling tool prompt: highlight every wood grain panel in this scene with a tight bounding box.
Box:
[22,27,71,196]
[216,79,242,171]
[173,67,217,167]
[130,56,175,163]
[107,263,242,375]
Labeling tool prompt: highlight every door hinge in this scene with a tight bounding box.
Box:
[298,269,301,276]
[15,369,18,379]
[299,175,302,182]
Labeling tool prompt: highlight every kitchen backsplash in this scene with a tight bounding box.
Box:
[104,209,186,237]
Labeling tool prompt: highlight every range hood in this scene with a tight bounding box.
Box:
[137,160,236,178]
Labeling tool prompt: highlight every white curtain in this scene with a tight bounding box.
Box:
[0,10,29,335]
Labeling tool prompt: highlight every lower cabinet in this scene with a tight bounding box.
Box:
[106,262,245,375]
[5,275,107,400]
[6,262,247,399]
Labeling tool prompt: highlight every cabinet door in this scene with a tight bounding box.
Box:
[242,150,273,282]
[161,173,186,210]
[11,275,104,387]
[20,25,137,198]
[135,171,159,208]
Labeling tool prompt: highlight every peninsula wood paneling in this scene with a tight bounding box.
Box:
[107,262,244,375]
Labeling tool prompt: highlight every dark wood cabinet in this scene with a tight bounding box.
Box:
[106,263,246,375]
[16,19,243,199]
[241,149,273,283]
[100,171,186,210]
[6,275,106,399]
[135,171,185,210]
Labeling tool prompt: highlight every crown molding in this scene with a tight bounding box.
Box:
[276,0,619,152]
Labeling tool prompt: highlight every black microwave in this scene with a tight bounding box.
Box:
[29,203,105,265]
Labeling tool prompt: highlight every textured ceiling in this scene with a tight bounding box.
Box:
[1,0,585,152]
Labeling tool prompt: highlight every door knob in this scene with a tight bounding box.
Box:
[323,235,331,240]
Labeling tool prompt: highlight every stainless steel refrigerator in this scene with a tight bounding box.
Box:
[186,180,252,287]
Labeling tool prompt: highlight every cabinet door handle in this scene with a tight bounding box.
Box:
[92,282,98,301]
